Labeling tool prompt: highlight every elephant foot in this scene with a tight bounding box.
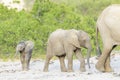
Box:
[22,68,29,71]
[105,67,113,72]
[22,67,28,71]
[43,68,48,72]
[61,68,67,72]
[95,63,105,72]
[24,69,29,71]
[67,69,74,72]
[80,68,86,72]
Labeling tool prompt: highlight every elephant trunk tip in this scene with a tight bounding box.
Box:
[87,58,91,69]
[87,48,91,69]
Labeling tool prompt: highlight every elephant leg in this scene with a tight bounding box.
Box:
[28,54,32,69]
[20,53,25,70]
[75,49,86,72]
[24,59,29,71]
[96,44,113,72]
[43,54,53,72]
[67,51,73,72]
[58,56,67,72]
[24,53,31,71]
[105,45,116,72]
[105,56,112,72]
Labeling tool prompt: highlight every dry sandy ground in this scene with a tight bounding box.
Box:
[0,52,120,80]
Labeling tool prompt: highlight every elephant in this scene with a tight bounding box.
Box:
[96,4,120,72]
[15,40,34,71]
[43,29,92,72]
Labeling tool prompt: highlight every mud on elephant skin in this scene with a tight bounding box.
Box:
[15,40,34,71]
[43,29,92,72]
[96,4,120,72]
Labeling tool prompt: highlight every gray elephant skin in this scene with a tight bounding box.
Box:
[43,29,92,72]
[96,4,120,72]
[16,40,34,71]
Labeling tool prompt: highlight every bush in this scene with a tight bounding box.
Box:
[0,0,120,59]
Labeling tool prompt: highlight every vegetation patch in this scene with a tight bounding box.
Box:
[0,0,120,60]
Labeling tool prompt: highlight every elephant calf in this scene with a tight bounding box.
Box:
[16,40,34,71]
[43,29,92,72]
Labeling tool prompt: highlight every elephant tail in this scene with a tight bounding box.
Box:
[96,26,101,57]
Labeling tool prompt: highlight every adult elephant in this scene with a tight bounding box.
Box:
[43,29,92,72]
[96,4,120,72]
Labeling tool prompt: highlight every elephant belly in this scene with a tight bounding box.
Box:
[53,43,65,56]
[110,29,120,43]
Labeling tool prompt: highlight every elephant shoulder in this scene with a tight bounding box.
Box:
[65,30,81,48]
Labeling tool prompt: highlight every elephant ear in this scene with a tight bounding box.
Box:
[66,30,81,48]
[24,41,34,53]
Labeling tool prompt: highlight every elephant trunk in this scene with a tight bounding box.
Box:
[87,46,92,68]
[14,50,19,58]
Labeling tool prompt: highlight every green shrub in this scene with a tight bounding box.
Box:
[0,0,120,60]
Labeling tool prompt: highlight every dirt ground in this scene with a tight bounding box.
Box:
[0,52,120,80]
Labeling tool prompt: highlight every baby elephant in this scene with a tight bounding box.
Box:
[43,29,92,72]
[16,40,34,71]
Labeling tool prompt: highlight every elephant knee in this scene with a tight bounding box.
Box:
[80,58,85,64]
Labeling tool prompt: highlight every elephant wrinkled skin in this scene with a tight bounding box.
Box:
[43,29,92,72]
[96,4,120,72]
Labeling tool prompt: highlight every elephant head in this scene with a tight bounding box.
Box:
[66,29,92,68]
[15,41,26,56]
[77,30,92,68]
